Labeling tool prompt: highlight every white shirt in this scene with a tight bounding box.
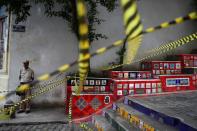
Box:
[20,68,34,83]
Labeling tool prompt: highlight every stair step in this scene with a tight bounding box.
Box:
[114,102,177,131]
[103,109,139,131]
[125,93,197,130]
[74,122,97,131]
[92,115,116,131]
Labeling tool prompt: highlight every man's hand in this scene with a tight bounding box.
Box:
[19,75,21,80]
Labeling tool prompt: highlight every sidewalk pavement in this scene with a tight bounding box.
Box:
[0,107,82,131]
[0,107,67,123]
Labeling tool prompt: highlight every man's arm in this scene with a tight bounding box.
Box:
[31,70,34,81]
[19,70,21,81]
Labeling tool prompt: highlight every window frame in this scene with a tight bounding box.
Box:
[0,15,9,74]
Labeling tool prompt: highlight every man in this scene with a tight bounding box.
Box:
[18,60,34,113]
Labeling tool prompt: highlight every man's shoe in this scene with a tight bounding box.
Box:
[17,109,25,113]
[25,110,30,114]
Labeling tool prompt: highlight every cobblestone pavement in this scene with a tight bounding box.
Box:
[0,122,89,131]
[0,107,97,131]
[0,122,98,131]
[0,122,70,131]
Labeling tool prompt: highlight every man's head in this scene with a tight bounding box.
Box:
[23,60,29,69]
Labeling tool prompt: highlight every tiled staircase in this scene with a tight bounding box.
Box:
[74,53,197,131]
[91,97,178,131]
[90,91,197,131]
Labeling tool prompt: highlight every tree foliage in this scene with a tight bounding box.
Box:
[0,0,118,42]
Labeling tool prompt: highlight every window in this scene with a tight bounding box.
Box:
[0,16,8,72]
[0,18,4,70]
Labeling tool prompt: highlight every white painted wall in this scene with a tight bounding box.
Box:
[0,8,10,105]
[6,0,197,106]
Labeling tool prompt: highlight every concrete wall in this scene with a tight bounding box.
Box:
[132,0,197,69]
[0,8,10,105]
[8,4,79,106]
[7,0,197,106]
[91,0,197,70]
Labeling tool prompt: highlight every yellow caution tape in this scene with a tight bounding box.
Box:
[0,78,65,113]
[11,11,196,99]
[120,0,143,64]
[102,32,197,70]
[77,0,90,94]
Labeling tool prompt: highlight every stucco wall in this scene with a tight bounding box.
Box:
[0,8,10,105]
[8,4,79,106]
[7,0,197,106]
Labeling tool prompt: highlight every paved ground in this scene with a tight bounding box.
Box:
[0,107,82,131]
[0,122,70,131]
[0,107,67,123]
[130,90,197,129]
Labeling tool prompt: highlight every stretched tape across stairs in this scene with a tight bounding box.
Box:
[102,32,197,70]
[11,11,196,98]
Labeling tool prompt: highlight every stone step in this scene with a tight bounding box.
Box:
[72,122,97,131]
[114,102,177,131]
[78,122,98,131]
[92,115,116,131]
[103,109,139,131]
[125,93,197,130]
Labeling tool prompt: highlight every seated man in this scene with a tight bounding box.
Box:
[18,60,34,113]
